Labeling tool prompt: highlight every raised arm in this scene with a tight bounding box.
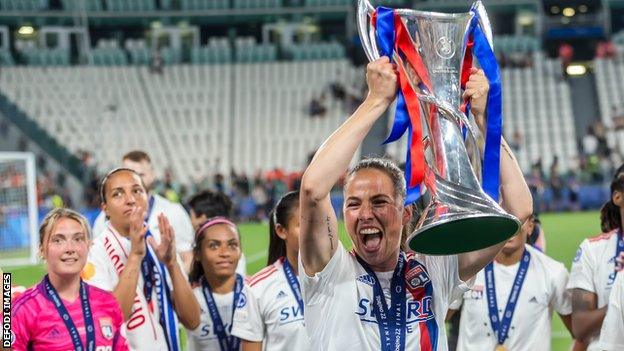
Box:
[299,57,397,275]
[457,69,533,281]
[113,207,147,320]
[149,213,201,329]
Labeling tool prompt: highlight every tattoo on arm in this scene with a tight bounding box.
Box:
[571,289,597,312]
[326,216,334,251]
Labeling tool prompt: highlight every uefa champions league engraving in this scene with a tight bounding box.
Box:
[357,0,521,255]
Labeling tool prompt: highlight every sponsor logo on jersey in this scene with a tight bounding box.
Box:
[573,247,582,263]
[465,285,483,300]
[405,264,430,290]
[279,305,304,324]
[355,296,434,325]
[356,274,376,286]
[276,290,287,299]
[100,317,114,340]
[47,327,62,339]
[237,292,247,308]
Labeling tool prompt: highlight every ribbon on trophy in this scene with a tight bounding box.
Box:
[372,7,433,205]
[460,7,503,202]
[373,5,503,204]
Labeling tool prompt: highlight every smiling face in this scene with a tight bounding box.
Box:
[197,223,241,280]
[343,168,410,271]
[101,170,148,234]
[41,217,90,278]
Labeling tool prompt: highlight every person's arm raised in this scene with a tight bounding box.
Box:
[112,207,147,320]
[457,68,533,282]
[299,57,398,275]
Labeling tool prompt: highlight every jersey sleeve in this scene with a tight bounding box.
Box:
[599,274,624,350]
[299,241,351,306]
[567,240,595,293]
[168,203,194,253]
[231,285,264,342]
[550,261,572,316]
[84,243,118,291]
[419,254,474,304]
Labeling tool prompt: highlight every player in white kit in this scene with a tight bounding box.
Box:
[568,172,624,351]
[92,151,195,272]
[231,191,310,351]
[599,271,624,350]
[84,168,200,351]
[297,58,533,351]
[187,189,247,276]
[186,216,248,351]
[450,216,572,351]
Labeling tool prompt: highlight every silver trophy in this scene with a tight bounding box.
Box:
[357,0,520,255]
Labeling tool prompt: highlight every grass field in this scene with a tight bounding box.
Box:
[4,211,603,350]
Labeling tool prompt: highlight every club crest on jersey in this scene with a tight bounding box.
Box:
[100,317,114,340]
[356,274,376,286]
[405,264,430,290]
[237,292,247,308]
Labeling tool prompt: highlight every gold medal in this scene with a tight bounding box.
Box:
[494,345,507,351]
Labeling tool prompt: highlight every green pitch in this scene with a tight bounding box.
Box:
[5,211,602,350]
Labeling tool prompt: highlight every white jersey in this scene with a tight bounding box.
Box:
[231,258,310,351]
[93,193,194,252]
[186,279,250,351]
[299,241,471,351]
[567,229,622,351]
[84,223,174,351]
[453,245,571,351]
[600,272,624,350]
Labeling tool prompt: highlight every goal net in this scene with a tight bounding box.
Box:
[0,152,38,266]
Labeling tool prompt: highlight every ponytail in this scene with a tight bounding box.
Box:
[267,191,300,265]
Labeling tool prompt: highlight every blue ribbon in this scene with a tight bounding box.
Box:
[143,230,180,351]
[485,249,531,346]
[43,275,96,351]
[282,258,304,315]
[375,7,421,205]
[468,14,503,201]
[202,274,244,351]
[355,252,407,351]
[608,230,624,285]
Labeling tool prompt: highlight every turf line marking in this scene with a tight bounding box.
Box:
[248,251,268,264]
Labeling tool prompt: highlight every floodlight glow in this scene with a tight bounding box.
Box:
[563,7,575,17]
[18,26,34,35]
[566,64,587,76]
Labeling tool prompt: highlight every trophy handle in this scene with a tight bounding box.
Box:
[471,1,494,50]
[357,0,380,61]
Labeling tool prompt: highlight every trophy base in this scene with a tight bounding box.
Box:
[407,213,520,255]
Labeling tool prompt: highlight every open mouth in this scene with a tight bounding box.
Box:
[360,227,383,252]
[60,257,79,264]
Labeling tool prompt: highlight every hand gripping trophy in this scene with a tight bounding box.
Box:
[357,0,520,255]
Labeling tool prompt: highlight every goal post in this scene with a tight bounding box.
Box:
[0,152,38,267]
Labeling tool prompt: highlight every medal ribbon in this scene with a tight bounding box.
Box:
[43,275,96,351]
[485,250,531,346]
[355,252,407,351]
[202,274,244,351]
[282,258,304,315]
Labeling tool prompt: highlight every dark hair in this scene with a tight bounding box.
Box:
[600,174,624,232]
[267,191,300,265]
[187,190,233,219]
[189,217,239,284]
[346,157,406,200]
[122,150,151,163]
[99,167,145,204]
